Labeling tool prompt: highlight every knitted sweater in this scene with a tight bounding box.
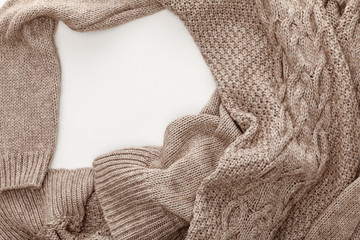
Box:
[0,0,359,239]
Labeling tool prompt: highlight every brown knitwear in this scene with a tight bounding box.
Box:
[0,169,112,239]
[0,0,164,191]
[0,0,359,239]
[93,91,241,239]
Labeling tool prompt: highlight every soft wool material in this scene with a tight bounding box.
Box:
[0,0,359,239]
[0,169,112,239]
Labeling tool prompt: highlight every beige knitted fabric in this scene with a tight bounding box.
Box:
[305,175,360,239]
[93,91,241,239]
[160,0,360,239]
[0,169,112,239]
[0,0,164,191]
[0,0,359,239]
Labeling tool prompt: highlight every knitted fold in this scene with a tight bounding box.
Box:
[159,0,360,238]
[0,168,111,239]
[305,176,360,240]
[93,92,242,239]
[161,1,325,239]
[0,0,359,239]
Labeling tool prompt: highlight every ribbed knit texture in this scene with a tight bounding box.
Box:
[0,0,359,239]
[93,92,241,239]
[0,169,111,239]
[0,150,52,191]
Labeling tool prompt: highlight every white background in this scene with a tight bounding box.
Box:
[0,2,215,169]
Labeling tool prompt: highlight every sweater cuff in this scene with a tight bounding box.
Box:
[93,148,187,240]
[0,150,52,191]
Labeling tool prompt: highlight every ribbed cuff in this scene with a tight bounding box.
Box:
[0,168,97,239]
[0,150,52,191]
[93,148,187,240]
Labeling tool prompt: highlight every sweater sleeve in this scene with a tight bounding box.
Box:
[0,16,58,191]
[0,0,163,191]
[92,92,242,239]
[0,169,100,239]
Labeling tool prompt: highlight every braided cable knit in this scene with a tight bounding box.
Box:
[276,0,360,238]
[157,0,333,238]
[0,0,359,239]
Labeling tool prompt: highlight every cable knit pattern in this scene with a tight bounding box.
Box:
[273,1,360,238]
[160,0,333,239]
[0,0,359,239]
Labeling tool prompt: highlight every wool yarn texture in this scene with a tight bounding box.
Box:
[0,0,359,239]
